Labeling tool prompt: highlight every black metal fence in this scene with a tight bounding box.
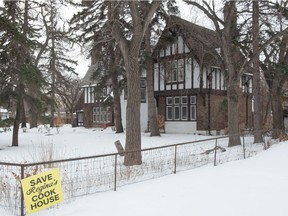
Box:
[0,133,268,216]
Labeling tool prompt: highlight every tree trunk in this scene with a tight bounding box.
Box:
[145,26,160,136]
[12,87,23,147]
[109,1,160,165]
[21,98,27,128]
[271,95,284,139]
[12,1,27,146]
[29,107,38,128]
[124,54,142,165]
[12,101,21,147]
[227,80,241,146]
[271,78,284,139]
[223,2,241,147]
[50,4,56,128]
[20,0,28,129]
[252,1,263,143]
[112,78,124,133]
[110,45,124,133]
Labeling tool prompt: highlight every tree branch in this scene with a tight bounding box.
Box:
[184,0,223,34]
[239,27,288,76]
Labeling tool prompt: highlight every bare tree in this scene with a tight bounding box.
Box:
[261,2,288,138]
[184,1,242,146]
[55,76,82,125]
[252,1,263,143]
[109,1,161,165]
[185,0,288,146]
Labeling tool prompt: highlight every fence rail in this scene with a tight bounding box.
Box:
[0,133,268,216]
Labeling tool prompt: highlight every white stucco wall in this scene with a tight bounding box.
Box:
[165,121,197,134]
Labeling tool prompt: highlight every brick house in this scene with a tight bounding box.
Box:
[75,63,114,128]
[76,15,253,133]
[152,16,252,134]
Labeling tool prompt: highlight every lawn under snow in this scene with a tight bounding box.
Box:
[0,125,211,163]
[0,125,287,216]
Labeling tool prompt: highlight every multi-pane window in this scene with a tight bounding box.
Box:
[206,67,226,91]
[166,96,196,121]
[190,96,196,120]
[181,96,188,120]
[174,97,180,120]
[166,59,184,83]
[93,107,111,123]
[166,97,173,120]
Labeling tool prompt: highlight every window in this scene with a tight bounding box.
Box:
[181,96,188,120]
[93,106,111,123]
[166,96,196,121]
[190,96,196,120]
[174,106,180,120]
[140,78,146,103]
[166,97,173,120]
[171,42,177,55]
[181,106,188,120]
[174,96,180,105]
[209,67,226,90]
[166,59,184,83]
[160,49,165,57]
[210,67,220,90]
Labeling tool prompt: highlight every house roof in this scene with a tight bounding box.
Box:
[154,15,222,66]
[81,63,113,88]
[81,64,98,87]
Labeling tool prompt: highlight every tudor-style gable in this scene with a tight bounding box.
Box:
[153,16,227,96]
[152,16,248,134]
[77,63,114,128]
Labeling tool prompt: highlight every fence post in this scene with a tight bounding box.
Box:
[174,145,177,174]
[114,154,117,191]
[214,138,218,166]
[20,165,25,216]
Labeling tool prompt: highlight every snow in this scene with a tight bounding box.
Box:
[0,125,209,163]
[0,125,287,216]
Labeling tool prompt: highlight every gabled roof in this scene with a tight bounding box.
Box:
[81,63,112,88]
[81,64,98,87]
[154,15,222,66]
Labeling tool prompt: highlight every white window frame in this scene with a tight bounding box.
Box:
[190,96,197,120]
[181,105,188,120]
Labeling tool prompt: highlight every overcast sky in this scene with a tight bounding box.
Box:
[75,0,215,77]
[0,0,215,78]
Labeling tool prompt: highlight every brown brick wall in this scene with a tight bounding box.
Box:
[156,93,253,132]
[83,103,114,128]
[197,94,227,131]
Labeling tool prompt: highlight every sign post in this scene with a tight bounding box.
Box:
[21,168,64,214]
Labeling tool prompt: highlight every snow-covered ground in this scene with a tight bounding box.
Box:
[0,125,212,163]
[0,125,287,216]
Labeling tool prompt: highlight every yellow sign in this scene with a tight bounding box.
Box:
[21,168,64,214]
